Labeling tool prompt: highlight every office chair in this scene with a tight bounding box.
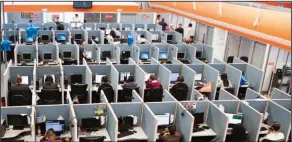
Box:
[39,89,60,105]
[119,87,140,102]
[227,56,234,63]
[70,84,88,104]
[262,139,285,142]
[144,88,163,102]
[92,91,101,103]
[240,56,248,63]
[102,87,114,103]
[120,59,129,64]
[224,87,235,95]
[171,87,188,101]
[8,90,32,106]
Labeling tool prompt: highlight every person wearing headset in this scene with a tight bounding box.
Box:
[217,73,233,88]
[170,76,188,94]
[97,76,113,95]
[145,75,163,89]
[159,125,182,142]
[259,122,285,142]
[122,75,138,89]
[43,75,58,89]
[40,128,71,142]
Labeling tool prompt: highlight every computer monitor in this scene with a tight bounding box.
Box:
[43,52,52,61]
[22,53,32,61]
[45,120,65,134]
[196,51,202,58]
[125,27,131,31]
[57,33,66,41]
[21,76,29,84]
[151,34,159,41]
[71,74,83,84]
[159,52,167,60]
[41,35,49,42]
[44,74,56,83]
[63,51,72,59]
[121,51,131,58]
[7,115,29,126]
[75,34,82,40]
[193,112,204,125]
[156,114,170,126]
[177,53,185,59]
[81,118,101,131]
[195,74,202,81]
[84,51,92,59]
[80,136,105,142]
[119,72,131,83]
[167,35,173,41]
[170,73,180,83]
[101,51,111,60]
[95,75,105,84]
[140,52,149,60]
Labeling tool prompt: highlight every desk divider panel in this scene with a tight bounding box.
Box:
[132,44,140,63]
[229,63,247,74]
[110,64,119,102]
[59,44,78,61]
[169,44,178,60]
[3,23,15,30]
[113,45,120,64]
[106,58,112,65]
[84,44,98,62]
[52,29,56,43]
[158,65,171,91]
[191,89,206,101]
[151,57,160,65]
[142,104,157,142]
[219,88,238,100]
[164,64,181,73]
[151,45,159,60]
[233,57,246,63]
[74,42,80,65]
[181,64,196,100]
[2,61,12,105]
[85,65,92,103]
[246,100,268,113]
[146,102,177,118]
[89,65,111,80]
[245,88,263,100]
[139,64,159,75]
[212,100,240,113]
[225,64,242,96]
[162,89,177,102]
[38,45,57,61]
[187,64,204,74]
[10,66,34,84]
[55,42,60,59]
[63,66,86,84]
[83,23,96,30]
[171,58,182,64]
[59,59,65,103]
[267,101,291,140]
[132,90,143,102]
[176,102,194,142]
[111,103,142,126]
[246,64,263,93]
[128,58,136,65]
[135,65,146,99]
[145,30,152,42]
[271,88,291,99]
[17,45,37,61]
[207,102,228,141]
[202,44,213,63]
[238,101,262,141]
[106,103,118,141]
[84,29,88,44]
[208,63,225,74]
[213,58,225,64]
[204,65,220,100]
[68,104,77,141]
[100,90,110,103]
[191,58,204,65]
[271,99,291,112]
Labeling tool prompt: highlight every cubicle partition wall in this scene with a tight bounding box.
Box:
[85,65,92,103]
[117,44,138,64]
[83,44,98,63]
[3,23,15,30]
[99,44,117,63]
[110,64,119,102]
[212,100,240,114]
[58,44,78,63]
[233,57,247,64]
[191,89,206,101]
[162,31,182,43]
[14,44,37,65]
[10,66,34,85]
[63,65,86,84]
[136,44,159,60]
[271,88,291,99]
[134,65,147,99]
[203,65,220,100]
[38,44,57,62]
[147,24,162,31]
[83,23,96,30]
[70,29,85,43]
[43,23,56,30]
[158,64,171,91]
[87,30,104,44]
[213,58,225,64]
[149,31,162,43]
[16,23,28,30]
[162,89,177,102]
[109,23,121,30]
[141,103,157,141]
[225,64,242,96]
[245,88,265,100]
[192,42,214,63]
[134,24,146,31]
[218,88,238,100]
[173,42,196,61]
[245,100,268,113]
[175,102,194,141]
[135,31,152,43]
[2,61,12,104]
[271,99,291,112]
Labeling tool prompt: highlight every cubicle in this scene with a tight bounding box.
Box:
[38,30,53,44]
[55,30,71,44]
[272,99,291,112]
[135,30,152,43]
[149,31,162,43]
[153,43,178,62]
[245,88,266,100]
[70,29,85,44]
[14,44,36,66]
[83,44,98,64]
[58,44,78,65]
[173,42,196,63]
[87,30,104,44]
[116,44,138,64]
[136,44,159,62]
[146,24,162,31]
[271,88,291,99]
[134,24,146,31]
[4,30,19,43]
[192,42,214,63]
[3,23,15,31]
[37,44,58,64]
[98,44,118,64]
[161,31,182,44]
[121,23,133,31]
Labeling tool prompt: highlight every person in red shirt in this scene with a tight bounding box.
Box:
[145,75,163,89]
[40,129,71,142]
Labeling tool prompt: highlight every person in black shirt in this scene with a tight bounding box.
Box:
[175,23,184,38]
[97,76,114,95]
[56,22,64,30]
[170,76,188,94]
[43,75,58,89]
[159,18,168,31]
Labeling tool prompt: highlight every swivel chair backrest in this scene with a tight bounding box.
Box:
[103,87,114,103]
[120,87,140,102]
[227,56,234,63]
[240,56,248,63]
[144,88,163,102]
[171,87,188,101]
[41,89,60,104]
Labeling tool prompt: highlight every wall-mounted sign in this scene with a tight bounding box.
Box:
[31,14,39,18]
[105,15,113,19]
[52,14,59,18]
[142,14,149,19]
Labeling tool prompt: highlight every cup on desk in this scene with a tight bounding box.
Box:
[8,125,13,130]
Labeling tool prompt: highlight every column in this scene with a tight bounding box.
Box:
[211,27,228,62]
[117,9,122,23]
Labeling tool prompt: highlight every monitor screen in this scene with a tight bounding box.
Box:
[120,72,131,83]
[121,51,131,58]
[95,75,105,84]
[22,53,32,60]
[21,76,29,84]
[196,51,202,58]
[75,34,82,40]
[84,51,92,59]
[170,73,180,83]
[63,51,72,59]
[9,36,15,42]
[102,51,111,59]
[7,115,28,126]
[177,53,185,59]
[194,113,204,125]
[57,33,66,41]
[156,115,170,126]
[149,28,155,31]
[140,52,149,60]
[85,27,92,30]
[71,74,83,84]
[229,114,243,124]
[151,34,159,40]
[137,28,143,31]
[45,121,65,133]
[159,52,167,60]
[43,53,52,60]
[195,74,202,81]
[81,118,101,130]
[42,35,49,41]
[167,35,173,41]
[44,74,56,83]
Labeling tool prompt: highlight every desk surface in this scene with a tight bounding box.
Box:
[2,128,31,139]
[259,123,269,135]
[192,124,217,137]
[36,131,71,141]
[118,127,148,141]
[79,128,111,141]
[38,61,58,66]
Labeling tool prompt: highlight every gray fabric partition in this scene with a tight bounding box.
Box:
[169,45,178,60]
[111,103,142,126]
[185,44,196,61]
[191,58,204,65]
[85,66,92,102]
[164,64,181,73]
[219,89,236,100]
[122,24,133,30]
[36,66,61,83]
[139,64,159,75]
[132,45,140,63]
[84,44,98,61]
[73,104,107,126]
[233,57,246,63]
[208,64,225,74]
[114,65,135,75]
[149,31,162,42]
[175,103,193,142]
[229,63,247,73]
[171,58,182,65]
[207,103,228,141]
[212,100,240,113]
[18,45,37,60]
[59,45,77,59]
[107,104,118,141]
[1,106,32,126]
[63,66,86,84]
[187,64,204,74]
[271,88,291,99]
[158,65,171,90]
[134,24,145,29]
[113,45,120,64]
[204,65,220,100]
[110,65,119,102]
[246,64,263,92]
[150,58,160,65]
[135,65,146,99]
[246,100,268,113]
[203,44,213,63]
[142,104,157,142]
[38,45,57,61]
[173,44,184,53]
[87,31,102,44]
[151,45,159,60]
[213,58,225,64]
[181,65,196,100]
[10,66,34,84]
[36,105,70,128]
[272,100,291,111]
[245,88,262,100]
[225,64,242,96]
[132,90,143,102]
[239,102,262,141]
[267,101,291,139]
[146,102,176,116]
[162,89,176,102]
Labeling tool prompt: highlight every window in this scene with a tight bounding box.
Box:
[84,13,100,23]
[101,13,117,23]
[121,13,136,24]
[21,13,33,19]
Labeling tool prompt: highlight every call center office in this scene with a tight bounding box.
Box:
[1,22,291,142]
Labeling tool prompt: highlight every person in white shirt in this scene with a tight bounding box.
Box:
[259,122,285,142]
[185,23,195,42]
[156,15,161,24]
[72,14,80,22]
[217,73,233,88]
[137,35,147,44]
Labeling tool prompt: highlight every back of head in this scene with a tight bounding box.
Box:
[127,76,135,83]
[46,128,56,139]
[150,75,156,81]
[45,75,53,85]
[177,76,184,82]
[231,124,246,141]
[168,125,177,135]
[140,35,145,38]
[16,75,22,85]
[188,23,192,27]
[157,15,161,19]
[110,30,117,38]
[271,122,281,132]
[56,21,60,25]
[29,19,32,23]
[102,76,109,83]
[221,73,229,86]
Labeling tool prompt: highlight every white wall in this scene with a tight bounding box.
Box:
[262,46,279,91]
[64,12,84,23]
[211,27,228,61]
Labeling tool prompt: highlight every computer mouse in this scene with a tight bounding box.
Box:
[132,130,137,133]
[202,126,210,129]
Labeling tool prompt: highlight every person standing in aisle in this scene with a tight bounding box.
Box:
[175,23,184,38]
[159,18,168,31]
[156,15,161,24]
[186,23,195,43]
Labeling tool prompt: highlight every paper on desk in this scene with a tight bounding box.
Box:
[219,104,225,112]
[264,112,269,120]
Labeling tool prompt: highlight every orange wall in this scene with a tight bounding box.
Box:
[258,2,291,8]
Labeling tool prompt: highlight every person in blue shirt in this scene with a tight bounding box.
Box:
[240,73,248,87]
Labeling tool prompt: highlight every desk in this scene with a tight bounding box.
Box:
[17,62,34,66]
[118,127,148,141]
[30,85,61,93]
[38,61,58,66]
[1,128,31,139]
[36,131,71,141]
[79,128,111,141]
[259,123,269,135]
[99,59,116,64]
[192,124,217,137]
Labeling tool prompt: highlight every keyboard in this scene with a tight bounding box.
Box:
[118,131,134,138]
[13,126,24,130]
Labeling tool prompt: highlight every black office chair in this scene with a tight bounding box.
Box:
[70,84,88,104]
[262,139,285,142]
[39,89,60,105]
[119,87,139,102]
[92,91,101,103]
[171,87,188,101]
[144,88,163,102]
[224,87,235,95]
[102,87,114,103]
[227,56,234,63]
[8,90,32,106]
[240,56,248,63]
[120,59,129,64]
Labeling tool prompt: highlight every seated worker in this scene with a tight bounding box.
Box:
[240,72,248,87]
[11,75,30,90]
[136,35,147,44]
[43,75,58,89]
[97,76,114,95]
[106,30,116,43]
[170,76,188,93]
[56,22,64,30]
[145,75,163,89]
[259,122,285,142]
[122,76,138,89]
[159,125,182,142]
[217,73,233,88]
[40,128,71,142]
[229,124,247,142]
[262,91,270,99]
